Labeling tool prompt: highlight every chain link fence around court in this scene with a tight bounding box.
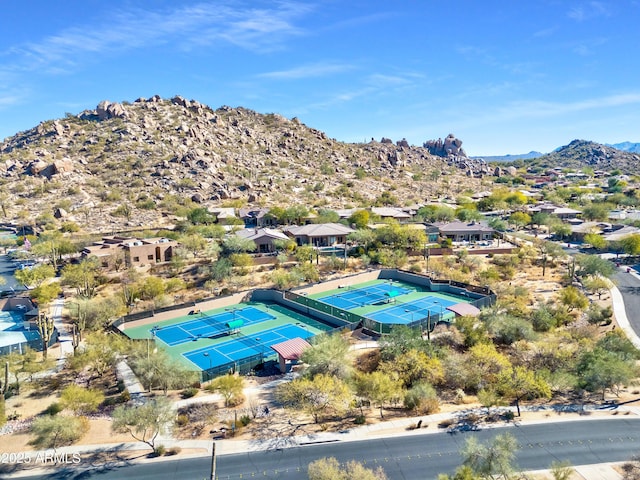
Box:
[200,352,264,382]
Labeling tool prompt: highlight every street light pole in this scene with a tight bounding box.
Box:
[210,440,216,480]
[203,352,211,381]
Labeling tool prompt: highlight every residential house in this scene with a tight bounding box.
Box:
[435,221,495,243]
[602,225,640,243]
[528,203,581,220]
[235,228,290,253]
[82,236,178,269]
[238,208,277,228]
[209,207,239,225]
[370,207,412,223]
[284,223,355,247]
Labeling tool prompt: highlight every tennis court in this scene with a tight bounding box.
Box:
[318,282,411,310]
[366,296,457,324]
[153,306,275,347]
[184,323,312,370]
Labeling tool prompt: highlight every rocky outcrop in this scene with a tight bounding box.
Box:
[0,96,486,233]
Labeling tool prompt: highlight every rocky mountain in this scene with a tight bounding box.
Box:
[526,139,640,173]
[0,96,491,234]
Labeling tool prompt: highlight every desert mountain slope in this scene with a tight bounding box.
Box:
[528,139,640,173]
[0,96,489,233]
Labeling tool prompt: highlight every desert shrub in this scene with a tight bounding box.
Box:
[120,389,131,403]
[175,414,190,427]
[404,381,440,414]
[239,415,251,427]
[166,447,181,456]
[531,304,557,332]
[354,414,366,425]
[154,445,166,457]
[44,402,63,416]
[181,387,199,399]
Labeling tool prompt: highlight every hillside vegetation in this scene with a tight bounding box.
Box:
[0,96,489,233]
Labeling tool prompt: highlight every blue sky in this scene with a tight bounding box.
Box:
[1,1,639,156]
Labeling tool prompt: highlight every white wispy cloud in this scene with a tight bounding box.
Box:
[258,62,354,80]
[568,1,611,21]
[2,1,312,75]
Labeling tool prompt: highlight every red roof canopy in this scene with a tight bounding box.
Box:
[270,337,312,360]
[447,303,481,317]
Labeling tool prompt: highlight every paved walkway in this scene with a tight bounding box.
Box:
[50,298,74,369]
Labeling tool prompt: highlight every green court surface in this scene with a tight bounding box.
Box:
[122,301,330,372]
[308,278,468,322]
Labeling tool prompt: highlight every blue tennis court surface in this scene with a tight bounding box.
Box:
[154,307,275,347]
[183,323,312,370]
[366,296,457,324]
[319,282,411,310]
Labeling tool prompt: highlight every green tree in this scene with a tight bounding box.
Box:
[300,333,352,380]
[578,348,637,400]
[418,205,456,222]
[68,332,125,386]
[126,341,196,394]
[495,366,551,416]
[380,348,443,388]
[209,257,233,282]
[379,325,429,361]
[355,371,403,418]
[30,281,60,360]
[584,232,607,251]
[582,275,613,299]
[403,381,440,414]
[112,397,174,453]
[347,229,376,253]
[620,234,640,256]
[187,207,216,225]
[277,374,352,423]
[582,203,611,221]
[558,286,589,313]
[179,233,208,258]
[14,264,55,288]
[575,254,616,278]
[60,384,105,415]
[61,257,102,299]
[207,374,245,407]
[551,222,572,241]
[3,348,45,393]
[30,415,88,451]
[295,245,316,264]
[221,236,256,255]
[348,210,371,229]
[507,212,531,230]
[459,433,520,480]
[468,343,512,390]
[533,239,565,276]
[30,232,76,270]
[308,457,387,480]
[137,276,165,300]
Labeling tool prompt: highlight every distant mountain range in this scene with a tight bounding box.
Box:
[471,151,544,162]
[608,141,640,153]
[472,141,640,163]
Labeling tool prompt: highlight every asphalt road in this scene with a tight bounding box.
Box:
[0,254,25,293]
[615,268,640,335]
[10,418,640,480]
